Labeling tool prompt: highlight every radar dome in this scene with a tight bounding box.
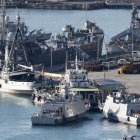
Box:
[16,15,21,21]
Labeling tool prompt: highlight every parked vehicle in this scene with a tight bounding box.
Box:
[118,61,140,74]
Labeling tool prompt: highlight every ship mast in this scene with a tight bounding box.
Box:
[131,3,138,57]
[9,20,29,67]
[65,50,68,71]
[131,2,138,29]
[1,0,6,48]
[75,53,78,70]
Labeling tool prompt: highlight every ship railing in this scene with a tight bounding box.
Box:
[42,110,62,117]
[132,112,140,118]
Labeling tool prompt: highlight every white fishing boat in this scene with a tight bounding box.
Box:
[0,23,43,94]
[31,86,86,125]
[103,90,140,126]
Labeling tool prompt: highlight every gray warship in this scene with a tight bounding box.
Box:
[107,3,140,55]
[29,20,104,68]
[0,0,104,69]
[0,0,51,67]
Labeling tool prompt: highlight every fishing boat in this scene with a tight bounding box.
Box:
[0,22,43,94]
[103,89,140,126]
[31,85,86,125]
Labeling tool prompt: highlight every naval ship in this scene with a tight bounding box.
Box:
[107,3,140,55]
[0,1,104,69]
[29,20,104,68]
[0,0,51,67]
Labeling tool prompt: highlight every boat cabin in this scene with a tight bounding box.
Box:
[8,71,37,82]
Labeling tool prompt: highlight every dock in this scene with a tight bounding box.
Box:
[105,0,140,9]
[6,0,140,10]
[88,69,140,94]
[8,1,105,10]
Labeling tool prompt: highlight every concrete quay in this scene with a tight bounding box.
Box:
[8,1,105,10]
[88,69,140,94]
[6,0,140,10]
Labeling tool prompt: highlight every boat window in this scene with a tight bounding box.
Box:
[0,84,2,88]
[82,93,85,99]
[90,95,94,100]
[86,94,88,99]
[9,73,35,82]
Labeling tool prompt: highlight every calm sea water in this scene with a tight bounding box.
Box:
[0,9,140,140]
[7,8,133,54]
[7,8,132,41]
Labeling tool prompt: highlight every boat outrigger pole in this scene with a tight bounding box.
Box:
[8,14,29,66]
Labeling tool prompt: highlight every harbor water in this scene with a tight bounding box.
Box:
[7,8,132,55]
[0,93,140,140]
[1,9,140,140]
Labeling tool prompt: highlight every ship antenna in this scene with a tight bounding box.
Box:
[1,0,6,48]
[75,52,78,70]
[131,2,138,28]
[131,3,138,58]
[17,11,20,27]
[4,45,9,71]
[65,50,68,71]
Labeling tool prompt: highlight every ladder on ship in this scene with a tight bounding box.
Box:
[71,46,90,60]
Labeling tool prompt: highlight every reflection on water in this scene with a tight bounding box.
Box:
[0,92,140,140]
[0,93,32,106]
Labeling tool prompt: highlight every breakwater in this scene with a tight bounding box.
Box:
[7,1,105,10]
[6,0,140,10]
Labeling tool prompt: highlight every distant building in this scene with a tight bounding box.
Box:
[11,0,102,3]
[22,0,66,3]
[106,0,140,3]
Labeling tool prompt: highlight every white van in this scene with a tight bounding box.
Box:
[118,59,126,65]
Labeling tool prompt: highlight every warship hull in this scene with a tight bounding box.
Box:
[29,38,103,67]
[31,112,86,125]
